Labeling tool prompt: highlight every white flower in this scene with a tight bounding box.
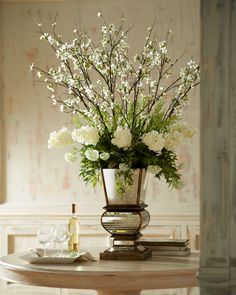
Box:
[150,80,156,88]
[148,165,162,174]
[164,124,195,150]
[37,71,42,78]
[111,127,132,149]
[172,179,184,190]
[100,152,110,161]
[85,149,99,161]
[183,127,195,138]
[101,26,107,34]
[97,12,102,18]
[48,36,55,45]
[48,127,74,149]
[172,123,195,138]
[164,131,183,150]
[72,126,99,146]
[142,131,165,152]
[29,63,34,72]
[158,40,167,54]
[64,152,77,163]
[40,33,48,40]
[47,85,54,92]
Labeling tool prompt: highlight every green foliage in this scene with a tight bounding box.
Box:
[79,153,101,187]
[155,149,181,186]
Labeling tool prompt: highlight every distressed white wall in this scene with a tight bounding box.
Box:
[0,0,200,215]
[0,1,200,294]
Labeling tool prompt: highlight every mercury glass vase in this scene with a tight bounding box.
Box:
[100,168,152,260]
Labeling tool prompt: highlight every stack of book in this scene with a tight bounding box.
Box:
[136,238,191,257]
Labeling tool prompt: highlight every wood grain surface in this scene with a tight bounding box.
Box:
[200,0,236,293]
[0,251,199,293]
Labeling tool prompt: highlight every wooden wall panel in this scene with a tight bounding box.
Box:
[187,226,200,251]
[200,0,236,293]
[230,0,236,292]
[8,234,37,254]
[0,214,200,256]
[201,0,230,268]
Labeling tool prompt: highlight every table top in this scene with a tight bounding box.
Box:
[0,251,199,292]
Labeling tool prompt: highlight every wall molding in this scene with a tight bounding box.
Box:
[0,212,200,222]
[0,202,200,216]
[0,213,200,251]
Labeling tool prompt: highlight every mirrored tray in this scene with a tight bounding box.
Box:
[20,249,96,264]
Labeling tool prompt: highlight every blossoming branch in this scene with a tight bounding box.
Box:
[30,13,200,192]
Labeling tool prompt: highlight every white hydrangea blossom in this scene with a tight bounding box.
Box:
[172,123,196,138]
[48,127,74,149]
[172,179,184,190]
[142,131,165,152]
[164,131,183,150]
[148,165,162,174]
[64,152,77,163]
[164,123,195,150]
[111,127,132,149]
[100,152,110,161]
[72,126,99,146]
[85,149,99,161]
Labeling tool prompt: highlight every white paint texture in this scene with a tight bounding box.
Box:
[200,0,236,293]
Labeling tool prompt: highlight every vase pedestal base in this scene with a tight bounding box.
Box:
[100,204,152,261]
[100,246,152,261]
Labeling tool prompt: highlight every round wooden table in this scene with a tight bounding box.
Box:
[0,251,199,295]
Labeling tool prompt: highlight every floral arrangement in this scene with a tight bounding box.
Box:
[30,13,200,193]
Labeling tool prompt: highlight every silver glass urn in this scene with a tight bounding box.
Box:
[100,168,152,260]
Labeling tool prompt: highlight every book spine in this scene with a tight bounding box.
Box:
[152,248,191,257]
[138,242,188,247]
[144,245,188,251]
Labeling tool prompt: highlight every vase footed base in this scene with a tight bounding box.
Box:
[100,246,152,261]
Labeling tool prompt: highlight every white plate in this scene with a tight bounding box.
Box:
[20,249,96,264]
